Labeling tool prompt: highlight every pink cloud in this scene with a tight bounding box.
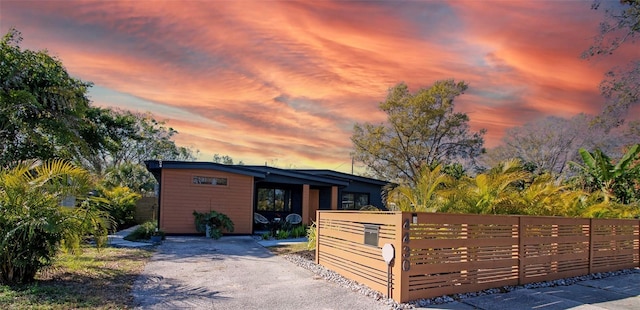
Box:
[2,0,638,170]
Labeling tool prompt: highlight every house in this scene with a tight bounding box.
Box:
[144,160,389,234]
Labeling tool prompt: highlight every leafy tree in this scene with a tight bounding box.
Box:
[0,160,109,284]
[79,108,196,175]
[101,161,157,195]
[351,80,485,186]
[0,29,92,165]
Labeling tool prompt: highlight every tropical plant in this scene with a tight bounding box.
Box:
[94,185,141,231]
[571,144,640,204]
[192,210,234,239]
[387,164,450,212]
[440,159,529,214]
[0,160,108,285]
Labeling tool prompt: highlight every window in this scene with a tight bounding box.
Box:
[257,188,292,212]
[193,176,228,186]
[341,192,369,210]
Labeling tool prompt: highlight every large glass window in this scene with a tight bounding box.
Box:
[341,192,369,210]
[257,188,291,212]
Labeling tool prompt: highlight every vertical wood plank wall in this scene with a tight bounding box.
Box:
[160,169,255,234]
[316,211,640,303]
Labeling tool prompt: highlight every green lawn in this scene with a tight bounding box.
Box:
[0,246,153,309]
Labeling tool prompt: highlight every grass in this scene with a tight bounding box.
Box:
[0,246,154,309]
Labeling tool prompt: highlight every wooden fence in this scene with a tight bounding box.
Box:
[315,211,640,303]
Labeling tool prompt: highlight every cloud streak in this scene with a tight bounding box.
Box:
[2,0,638,170]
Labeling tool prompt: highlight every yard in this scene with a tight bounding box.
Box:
[0,242,312,309]
[0,247,153,309]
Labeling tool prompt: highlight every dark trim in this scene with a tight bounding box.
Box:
[145,160,265,178]
[293,169,388,186]
[242,165,350,186]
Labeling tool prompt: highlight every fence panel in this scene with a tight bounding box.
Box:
[519,217,590,284]
[316,211,639,303]
[406,213,519,300]
[316,211,402,296]
[591,219,640,273]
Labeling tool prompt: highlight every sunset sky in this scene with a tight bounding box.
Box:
[2,0,638,172]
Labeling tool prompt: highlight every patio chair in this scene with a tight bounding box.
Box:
[254,212,269,225]
[285,213,302,225]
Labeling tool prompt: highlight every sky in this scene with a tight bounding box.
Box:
[1,0,638,172]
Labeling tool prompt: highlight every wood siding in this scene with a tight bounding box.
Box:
[316,211,640,303]
[160,169,254,234]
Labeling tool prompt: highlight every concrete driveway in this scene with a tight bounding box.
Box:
[132,236,391,310]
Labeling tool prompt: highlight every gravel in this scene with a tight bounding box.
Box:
[284,252,640,309]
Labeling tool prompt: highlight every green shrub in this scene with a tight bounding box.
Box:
[306,221,317,250]
[124,221,164,241]
[290,225,307,238]
[276,229,290,239]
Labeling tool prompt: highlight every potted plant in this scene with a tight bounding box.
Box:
[193,210,234,239]
[150,228,163,244]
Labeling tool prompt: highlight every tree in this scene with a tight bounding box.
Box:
[484,114,640,176]
[213,154,244,165]
[101,161,157,195]
[596,61,640,127]
[584,1,640,128]
[351,80,485,186]
[0,29,92,165]
[78,108,197,175]
[0,160,108,284]
[583,0,640,58]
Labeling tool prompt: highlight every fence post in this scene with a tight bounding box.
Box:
[393,212,411,303]
[315,210,320,264]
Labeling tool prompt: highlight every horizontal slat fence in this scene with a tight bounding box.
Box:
[406,213,519,300]
[315,211,406,298]
[316,211,640,303]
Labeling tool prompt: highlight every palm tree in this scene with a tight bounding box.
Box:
[441,159,529,214]
[386,164,451,212]
[0,160,109,284]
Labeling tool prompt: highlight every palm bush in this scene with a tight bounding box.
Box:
[0,160,109,285]
[95,185,141,231]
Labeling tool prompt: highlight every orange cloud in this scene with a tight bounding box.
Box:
[2,0,638,170]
